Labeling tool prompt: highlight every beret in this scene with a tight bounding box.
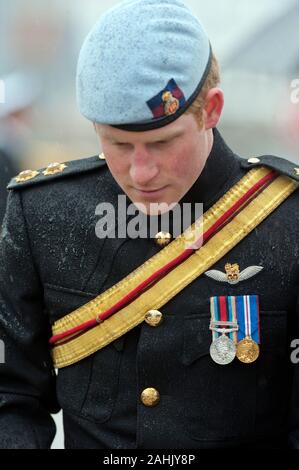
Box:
[76,0,212,131]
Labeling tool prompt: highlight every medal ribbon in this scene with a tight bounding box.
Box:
[210,296,238,343]
[236,295,260,343]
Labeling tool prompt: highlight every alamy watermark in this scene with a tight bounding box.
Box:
[0,339,5,364]
[290,79,299,104]
[95,196,203,248]
[290,339,299,364]
[0,79,5,104]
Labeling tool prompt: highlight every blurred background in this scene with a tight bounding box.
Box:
[1,0,299,173]
[0,0,298,448]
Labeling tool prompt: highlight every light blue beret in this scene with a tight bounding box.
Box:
[76,0,212,131]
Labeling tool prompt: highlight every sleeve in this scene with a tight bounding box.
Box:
[0,189,60,449]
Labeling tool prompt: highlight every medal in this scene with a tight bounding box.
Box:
[209,295,261,365]
[209,296,238,365]
[235,295,260,363]
[236,336,259,363]
[209,334,236,365]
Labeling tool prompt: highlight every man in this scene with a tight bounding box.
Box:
[0,0,299,449]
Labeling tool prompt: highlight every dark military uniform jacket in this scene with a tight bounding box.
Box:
[0,130,299,449]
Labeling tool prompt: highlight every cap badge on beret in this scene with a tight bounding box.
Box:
[162,91,179,116]
[147,79,186,119]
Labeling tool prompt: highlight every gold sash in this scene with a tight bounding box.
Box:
[52,167,298,368]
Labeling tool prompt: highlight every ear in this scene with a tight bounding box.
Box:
[203,88,224,130]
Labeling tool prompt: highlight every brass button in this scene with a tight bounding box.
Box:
[247,157,260,164]
[294,168,299,176]
[15,169,39,183]
[43,162,67,176]
[155,231,172,247]
[141,388,160,407]
[145,309,163,327]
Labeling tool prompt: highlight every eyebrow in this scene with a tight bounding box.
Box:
[105,129,184,144]
[152,130,184,143]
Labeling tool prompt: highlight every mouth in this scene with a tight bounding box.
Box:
[134,186,167,194]
[133,186,168,198]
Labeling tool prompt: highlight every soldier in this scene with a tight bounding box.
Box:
[0,0,299,449]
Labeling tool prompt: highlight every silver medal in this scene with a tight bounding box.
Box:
[210,334,236,365]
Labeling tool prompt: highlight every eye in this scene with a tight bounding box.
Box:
[112,142,130,147]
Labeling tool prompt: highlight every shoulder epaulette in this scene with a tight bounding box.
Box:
[7,154,107,190]
[241,155,299,182]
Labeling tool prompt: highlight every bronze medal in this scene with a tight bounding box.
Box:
[236,336,259,363]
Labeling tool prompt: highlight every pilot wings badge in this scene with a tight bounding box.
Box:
[204,263,264,285]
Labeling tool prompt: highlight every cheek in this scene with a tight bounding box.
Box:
[106,158,123,176]
[102,146,128,177]
[169,156,187,179]
[167,141,201,181]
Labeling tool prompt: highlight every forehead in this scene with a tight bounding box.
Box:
[96,113,196,143]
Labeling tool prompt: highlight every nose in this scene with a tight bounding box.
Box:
[129,145,159,187]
